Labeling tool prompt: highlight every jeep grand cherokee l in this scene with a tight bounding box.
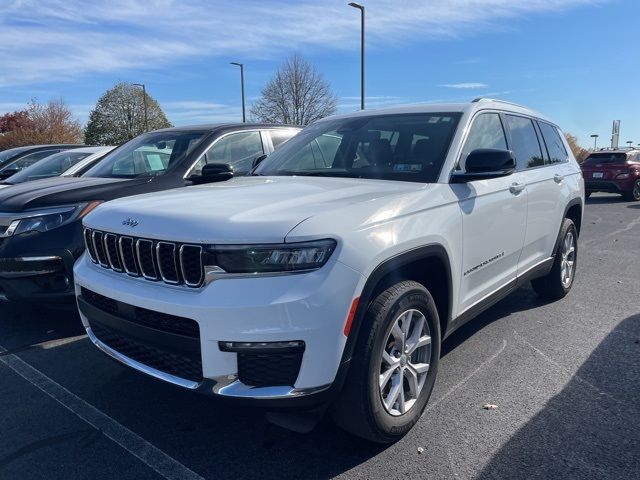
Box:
[0,124,298,304]
[75,99,584,442]
[581,149,640,201]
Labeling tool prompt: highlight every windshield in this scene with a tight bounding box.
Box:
[0,146,30,163]
[85,131,206,178]
[254,113,462,183]
[4,150,94,184]
[583,153,628,165]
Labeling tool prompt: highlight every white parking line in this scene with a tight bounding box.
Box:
[0,344,205,480]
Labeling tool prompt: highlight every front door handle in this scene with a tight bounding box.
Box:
[509,182,526,195]
[554,174,564,184]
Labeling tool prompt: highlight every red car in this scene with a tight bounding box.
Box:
[582,149,640,201]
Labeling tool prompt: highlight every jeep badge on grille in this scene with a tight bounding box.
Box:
[122,218,139,228]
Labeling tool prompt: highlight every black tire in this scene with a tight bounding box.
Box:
[585,191,591,199]
[622,180,640,201]
[531,218,578,299]
[331,280,441,443]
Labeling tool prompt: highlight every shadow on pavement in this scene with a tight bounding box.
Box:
[476,314,640,479]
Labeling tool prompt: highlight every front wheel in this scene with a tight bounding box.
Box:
[532,218,578,299]
[622,180,640,201]
[332,281,440,443]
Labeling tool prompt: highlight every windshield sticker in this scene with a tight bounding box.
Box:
[393,164,423,172]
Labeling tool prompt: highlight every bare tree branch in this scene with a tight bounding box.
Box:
[250,54,337,125]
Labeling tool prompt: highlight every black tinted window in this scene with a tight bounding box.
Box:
[539,122,568,164]
[459,113,507,170]
[505,115,544,169]
[255,113,462,183]
[583,153,628,165]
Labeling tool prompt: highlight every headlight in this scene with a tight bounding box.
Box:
[9,201,102,236]
[616,173,630,179]
[207,239,337,274]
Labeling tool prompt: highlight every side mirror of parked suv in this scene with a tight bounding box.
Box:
[252,154,268,169]
[194,163,234,184]
[451,149,516,183]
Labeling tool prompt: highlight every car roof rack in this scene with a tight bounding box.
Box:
[471,97,529,109]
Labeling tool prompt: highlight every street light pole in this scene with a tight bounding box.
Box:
[133,83,148,132]
[348,2,365,110]
[230,62,246,123]
[590,134,599,151]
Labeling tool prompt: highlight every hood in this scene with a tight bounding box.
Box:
[0,176,151,213]
[85,176,425,244]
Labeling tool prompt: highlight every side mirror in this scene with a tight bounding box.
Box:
[192,163,234,184]
[451,149,516,183]
[252,154,268,169]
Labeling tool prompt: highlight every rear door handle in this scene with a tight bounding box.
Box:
[554,174,564,184]
[509,182,526,195]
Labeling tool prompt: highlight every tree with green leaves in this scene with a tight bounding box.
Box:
[84,82,171,145]
[250,55,337,126]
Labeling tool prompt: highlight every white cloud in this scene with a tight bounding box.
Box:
[0,0,605,87]
[440,83,489,89]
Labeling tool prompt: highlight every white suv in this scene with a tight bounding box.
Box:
[75,99,584,443]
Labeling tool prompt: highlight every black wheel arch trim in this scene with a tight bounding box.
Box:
[332,244,453,393]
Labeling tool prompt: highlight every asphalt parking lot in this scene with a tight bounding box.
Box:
[1,193,638,480]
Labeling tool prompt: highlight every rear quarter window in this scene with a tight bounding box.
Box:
[538,122,568,164]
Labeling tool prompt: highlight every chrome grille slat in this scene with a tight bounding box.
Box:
[156,242,179,285]
[119,236,139,276]
[92,231,109,267]
[84,229,203,288]
[136,239,158,280]
[180,245,204,287]
[104,233,123,272]
[84,228,98,263]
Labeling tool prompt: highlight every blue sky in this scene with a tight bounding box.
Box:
[1,0,638,148]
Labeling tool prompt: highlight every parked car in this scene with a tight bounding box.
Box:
[0,144,86,180]
[581,148,640,201]
[0,124,299,305]
[0,146,115,187]
[74,99,584,442]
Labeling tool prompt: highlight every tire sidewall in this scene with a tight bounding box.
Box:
[366,286,440,439]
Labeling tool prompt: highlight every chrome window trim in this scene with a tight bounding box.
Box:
[104,233,123,272]
[179,244,204,287]
[136,239,158,280]
[156,241,180,285]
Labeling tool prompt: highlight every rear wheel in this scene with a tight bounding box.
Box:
[532,218,577,299]
[331,280,440,443]
[622,180,640,201]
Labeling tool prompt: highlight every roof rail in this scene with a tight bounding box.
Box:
[471,97,528,109]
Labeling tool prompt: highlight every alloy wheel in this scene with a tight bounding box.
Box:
[560,231,576,288]
[379,309,432,416]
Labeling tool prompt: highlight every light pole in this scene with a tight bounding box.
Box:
[349,2,365,110]
[590,134,599,151]
[132,83,148,132]
[230,62,246,123]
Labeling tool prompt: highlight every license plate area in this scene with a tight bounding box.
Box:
[592,172,604,178]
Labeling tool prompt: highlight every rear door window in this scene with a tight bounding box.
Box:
[538,122,568,164]
[505,115,544,169]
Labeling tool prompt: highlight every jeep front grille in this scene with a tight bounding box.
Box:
[83,228,204,288]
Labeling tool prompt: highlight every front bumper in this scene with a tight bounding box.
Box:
[0,250,77,303]
[74,254,364,403]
